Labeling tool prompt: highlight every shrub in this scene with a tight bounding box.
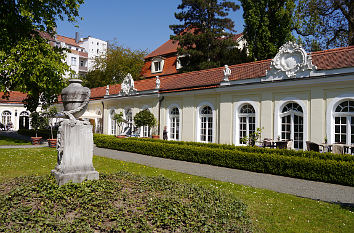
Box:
[18,129,58,139]
[94,134,354,186]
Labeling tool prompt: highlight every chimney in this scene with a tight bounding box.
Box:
[75,32,79,43]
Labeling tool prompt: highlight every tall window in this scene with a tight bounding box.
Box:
[125,108,133,136]
[334,100,354,144]
[142,125,150,137]
[281,102,303,149]
[110,110,116,135]
[1,111,12,126]
[71,57,76,66]
[239,104,255,145]
[169,107,180,140]
[200,106,213,143]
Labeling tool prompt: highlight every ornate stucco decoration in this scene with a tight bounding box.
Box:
[119,73,137,96]
[105,85,110,95]
[220,64,231,86]
[264,42,317,81]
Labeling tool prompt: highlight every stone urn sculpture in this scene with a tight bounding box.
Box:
[52,79,99,185]
[61,79,90,120]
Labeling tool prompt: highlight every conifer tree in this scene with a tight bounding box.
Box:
[170,0,250,72]
[240,0,295,61]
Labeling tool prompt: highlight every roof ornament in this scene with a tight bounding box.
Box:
[264,41,317,81]
[155,76,160,89]
[223,65,231,82]
[119,73,137,96]
[105,85,109,95]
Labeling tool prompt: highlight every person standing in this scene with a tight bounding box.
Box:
[163,126,168,140]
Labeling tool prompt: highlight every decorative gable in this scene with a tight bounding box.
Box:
[263,42,317,82]
[119,73,137,96]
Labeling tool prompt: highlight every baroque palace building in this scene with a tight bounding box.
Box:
[81,42,354,150]
[1,40,354,150]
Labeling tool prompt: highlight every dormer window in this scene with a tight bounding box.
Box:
[151,57,164,73]
[176,55,186,70]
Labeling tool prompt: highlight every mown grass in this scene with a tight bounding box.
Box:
[0,135,31,145]
[0,148,353,232]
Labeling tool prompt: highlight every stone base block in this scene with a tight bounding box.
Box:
[52,169,99,186]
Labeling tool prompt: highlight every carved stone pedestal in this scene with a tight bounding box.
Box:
[52,119,99,185]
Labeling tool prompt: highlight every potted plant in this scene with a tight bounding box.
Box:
[42,106,58,148]
[30,111,45,145]
[133,109,157,138]
[113,112,126,138]
[241,127,263,146]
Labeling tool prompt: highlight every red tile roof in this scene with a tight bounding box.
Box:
[141,56,178,78]
[56,35,84,48]
[70,49,88,57]
[0,91,28,104]
[3,46,353,103]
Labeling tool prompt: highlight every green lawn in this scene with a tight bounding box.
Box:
[0,148,353,232]
[0,135,31,145]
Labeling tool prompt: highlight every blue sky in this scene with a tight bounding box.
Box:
[56,0,244,53]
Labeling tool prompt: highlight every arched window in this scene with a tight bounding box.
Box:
[95,111,102,133]
[124,108,133,136]
[110,110,116,135]
[239,104,255,145]
[1,111,12,126]
[169,107,180,140]
[334,100,354,144]
[200,106,213,143]
[281,102,303,149]
[19,111,30,130]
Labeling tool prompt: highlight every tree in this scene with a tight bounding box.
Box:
[0,0,84,112]
[133,110,157,135]
[42,106,58,139]
[30,111,46,138]
[240,0,295,61]
[113,112,126,136]
[81,40,147,88]
[293,0,353,50]
[170,0,250,72]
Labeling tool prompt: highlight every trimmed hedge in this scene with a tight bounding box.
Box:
[18,129,58,139]
[94,134,354,186]
[115,136,354,162]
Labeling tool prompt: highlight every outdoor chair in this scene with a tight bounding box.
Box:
[263,138,275,148]
[276,141,288,149]
[306,141,320,152]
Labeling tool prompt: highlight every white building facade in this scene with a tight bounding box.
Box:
[86,42,354,150]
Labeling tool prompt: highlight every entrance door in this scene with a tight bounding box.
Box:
[19,112,29,130]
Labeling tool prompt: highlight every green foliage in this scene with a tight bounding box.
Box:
[41,106,58,139]
[240,0,295,60]
[0,0,84,111]
[0,173,251,232]
[133,109,156,128]
[170,0,250,72]
[293,0,353,50]
[94,135,354,186]
[113,112,126,135]
[240,127,263,146]
[29,112,46,137]
[81,40,147,88]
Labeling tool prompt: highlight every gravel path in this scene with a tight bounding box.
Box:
[94,146,354,205]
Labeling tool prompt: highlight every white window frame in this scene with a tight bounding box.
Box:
[123,107,134,136]
[151,57,164,73]
[1,110,12,126]
[167,104,182,141]
[274,97,307,150]
[280,102,304,150]
[327,94,354,144]
[234,100,260,146]
[176,55,185,70]
[71,57,77,66]
[196,102,216,143]
[139,105,152,137]
[109,109,116,136]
